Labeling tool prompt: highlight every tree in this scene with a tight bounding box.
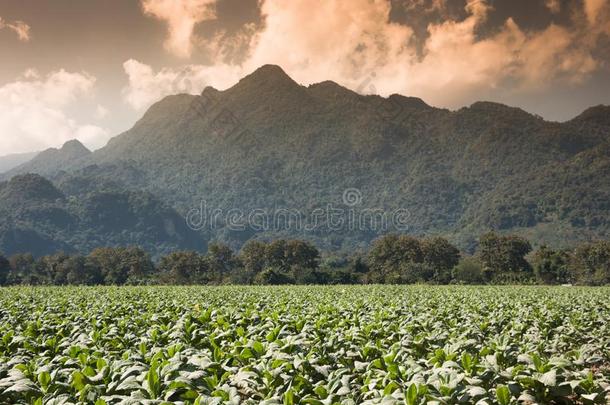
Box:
[284,240,320,280]
[206,243,240,282]
[258,239,321,282]
[422,237,460,284]
[88,247,154,285]
[63,255,102,285]
[395,262,434,284]
[531,245,570,284]
[0,253,9,285]
[37,253,70,285]
[350,256,369,274]
[569,241,610,285]
[478,232,532,282]
[7,253,36,285]
[265,240,289,271]
[157,251,209,284]
[368,234,423,283]
[452,257,484,284]
[285,240,319,268]
[240,240,268,276]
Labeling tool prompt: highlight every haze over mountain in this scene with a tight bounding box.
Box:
[0,151,38,174]
[4,140,91,178]
[1,65,609,255]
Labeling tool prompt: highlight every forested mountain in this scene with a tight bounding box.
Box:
[1,65,609,254]
[3,139,90,178]
[0,174,204,257]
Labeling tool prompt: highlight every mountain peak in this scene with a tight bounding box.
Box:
[251,64,292,79]
[60,139,91,155]
[234,64,299,90]
[0,139,92,180]
[572,105,610,126]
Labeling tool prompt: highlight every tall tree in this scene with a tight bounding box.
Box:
[157,251,209,284]
[37,253,70,285]
[7,254,36,285]
[63,255,102,285]
[206,243,240,279]
[422,237,461,283]
[284,240,319,271]
[240,240,268,276]
[88,247,154,285]
[265,240,289,271]
[531,245,570,284]
[569,241,610,285]
[368,234,423,283]
[478,232,532,282]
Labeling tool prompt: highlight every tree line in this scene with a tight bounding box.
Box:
[1,232,609,286]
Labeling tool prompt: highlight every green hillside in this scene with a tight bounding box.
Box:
[2,65,609,253]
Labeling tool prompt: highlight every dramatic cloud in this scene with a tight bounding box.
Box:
[242,0,602,104]
[132,0,610,109]
[0,70,110,154]
[141,0,217,58]
[0,16,31,41]
[122,59,242,110]
[244,0,416,90]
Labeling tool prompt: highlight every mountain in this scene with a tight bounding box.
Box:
[0,174,205,257]
[2,65,609,253]
[3,140,91,179]
[0,151,38,174]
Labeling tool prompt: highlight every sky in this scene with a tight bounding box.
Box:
[0,0,609,155]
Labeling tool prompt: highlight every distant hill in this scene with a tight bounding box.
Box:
[0,151,38,174]
[0,174,205,257]
[3,139,91,179]
[2,65,609,253]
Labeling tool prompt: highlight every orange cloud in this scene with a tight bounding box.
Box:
[0,16,31,41]
[132,0,610,109]
[141,0,216,58]
[122,59,242,110]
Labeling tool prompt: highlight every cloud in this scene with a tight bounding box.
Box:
[94,104,109,120]
[242,0,416,89]
[122,59,242,110]
[0,16,31,41]
[239,0,600,103]
[131,0,610,109]
[141,0,217,58]
[401,0,448,14]
[545,0,561,14]
[584,0,606,25]
[0,70,110,154]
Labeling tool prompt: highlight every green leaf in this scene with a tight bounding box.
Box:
[37,371,51,391]
[539,370,557,387]
[405,384,418,405]
[496,385,511,405]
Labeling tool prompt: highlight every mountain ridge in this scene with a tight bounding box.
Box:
[1,65,609,253]
[4,139,91,179]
